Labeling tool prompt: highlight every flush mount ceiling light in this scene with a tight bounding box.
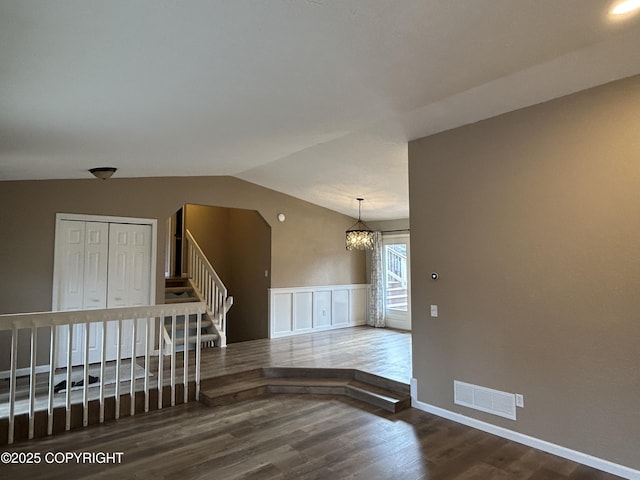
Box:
[346,198,374,251]
[610,0,640,15]
[89,167,117,180]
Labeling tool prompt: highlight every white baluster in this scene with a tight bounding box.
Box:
[99,319,107,423]
[130,316,137,416]
[144,317,151,413]
[8,325,18,444]
[29,324,37,439]
[65,324,73,431]
[158,315,164,410]
[115,318,122,419]
[48,324,57,436]
[83,321,89,427]
[196,312,202,401]
[171,313,177,406]
[183,313,189,404]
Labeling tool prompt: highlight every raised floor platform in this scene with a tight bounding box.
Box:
[200,367,411,413]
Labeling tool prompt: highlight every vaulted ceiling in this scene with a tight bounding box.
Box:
[2,1,640,220]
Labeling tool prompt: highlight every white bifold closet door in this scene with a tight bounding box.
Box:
[105,223,152,361]
[54,220,152,367]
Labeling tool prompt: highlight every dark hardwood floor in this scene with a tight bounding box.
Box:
[2,327,623,479]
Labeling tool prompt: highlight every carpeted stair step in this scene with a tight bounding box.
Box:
[164,318,214,330]
[170,333,219,347]
[165,296,200,304]
[165,286,195,294]
[164,276,199,304]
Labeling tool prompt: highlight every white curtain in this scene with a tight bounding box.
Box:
[368,231,385,327]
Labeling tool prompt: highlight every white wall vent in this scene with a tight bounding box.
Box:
[454,381,516,420]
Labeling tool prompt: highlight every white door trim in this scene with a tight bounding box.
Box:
[382,232,411,330]
[53,213,158,366]
[53,212,158,311]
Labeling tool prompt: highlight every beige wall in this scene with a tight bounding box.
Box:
[409,75,640,469]
[226,208,272,342]
[0,176,365,367]
[183,204,232,282]
[0,175,364,314]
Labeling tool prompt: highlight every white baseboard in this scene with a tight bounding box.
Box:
[410,379,639,480]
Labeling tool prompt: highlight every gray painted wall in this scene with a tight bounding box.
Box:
[409,75,640,470]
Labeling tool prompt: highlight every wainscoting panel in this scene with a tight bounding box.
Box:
[314,290,332,329]
[331,289,350,327]
[350,287,367,326]
[293,291,313,332]
[271,293,293,336]
[269,285,369,338]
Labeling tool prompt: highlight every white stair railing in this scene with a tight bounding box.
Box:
[185,229,233,347]
[386,246,407,286]
[0,302,206,444]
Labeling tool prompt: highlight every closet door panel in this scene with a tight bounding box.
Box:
[129,225,152,356]
[82,222,109,363]
[106,223,152,360]
[83,223,109,309]
[55,220,86,367]
[57,221,86,311]
[107,224,131,308]
[106,224,131,360]
[128,225,152,307]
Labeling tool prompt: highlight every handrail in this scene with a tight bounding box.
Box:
[386,247,407,285]
[185,230,226,290]
[0,303,206,330]
[0,302,206,445]
[185,229,233,347]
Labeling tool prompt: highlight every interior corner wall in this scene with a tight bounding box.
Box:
[408,74,640,470]
[227,208,271,342]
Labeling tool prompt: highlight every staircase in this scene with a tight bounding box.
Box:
[165,276,199,304]
[163,276,220,352]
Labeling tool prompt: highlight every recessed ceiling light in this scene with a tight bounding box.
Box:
[611,0,640,15]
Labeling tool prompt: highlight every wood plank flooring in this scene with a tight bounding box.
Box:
[1,327,624,479]
[196,325,412,383]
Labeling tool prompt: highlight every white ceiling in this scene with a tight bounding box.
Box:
[1,1,640,220]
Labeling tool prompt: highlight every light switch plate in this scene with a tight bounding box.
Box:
[515,394,524,408]
[430,305,438,317]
